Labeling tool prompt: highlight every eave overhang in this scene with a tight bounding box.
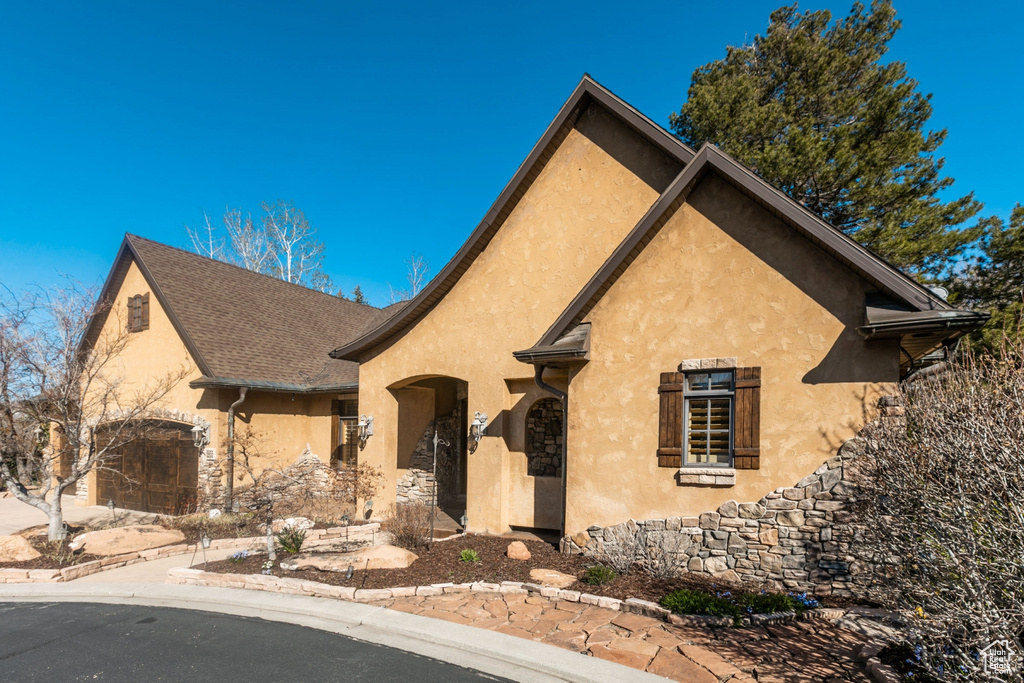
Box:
[513,323,591,367]
[189,376,359,394]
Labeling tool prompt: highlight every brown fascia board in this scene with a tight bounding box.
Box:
[189,376,358,394]
[531,143,958,352]
[80,234,214,377]
[329,75,695,362]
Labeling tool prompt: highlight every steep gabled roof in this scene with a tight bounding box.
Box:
[329,74,696,362]
[517,143,985,369]
[84,234,384,392]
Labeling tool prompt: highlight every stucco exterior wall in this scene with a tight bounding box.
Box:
[83,260,210,505]
[566,175,898,534]
[355,107,673,532]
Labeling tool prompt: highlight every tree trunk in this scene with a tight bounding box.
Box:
[265,512,276,561]
[47,494,64,541]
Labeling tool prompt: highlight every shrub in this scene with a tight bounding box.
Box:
[581,565,616,586]
[382,503,433,549]
[660,589,742,622]
[459,549,480,563]
[859,335,1024,680]
[274,527,307,554]
[737,591,804,615]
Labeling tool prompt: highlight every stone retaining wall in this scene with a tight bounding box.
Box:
[0,523,380,584]
[565,437,872,598]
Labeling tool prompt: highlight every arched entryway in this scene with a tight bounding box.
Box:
[95,420,199,514]
[390,376,468,522]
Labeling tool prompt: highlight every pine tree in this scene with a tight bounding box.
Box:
[953,205,1024,351]
[670,1,983,278]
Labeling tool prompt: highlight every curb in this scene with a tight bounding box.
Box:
[167,567,847,628]
[857,641,900,683]
[0,523,379,584]
[0,582,665,683]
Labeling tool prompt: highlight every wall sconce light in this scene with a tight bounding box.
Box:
[191,422,210,449]
[33,425,43,444]
[469,412,488,453]
[357,415,374,449]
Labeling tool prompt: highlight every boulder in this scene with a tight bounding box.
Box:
[529,568,576,589]
[506,541,531,560]
[0,535,42,562]
[271,517,314,533]
[280,544,418,572]
[68,525,186,556]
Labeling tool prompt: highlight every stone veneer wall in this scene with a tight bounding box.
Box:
[396,414,459,505]
[526,398,563,478]
[565,436,875,598]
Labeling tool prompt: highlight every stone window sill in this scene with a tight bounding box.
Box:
[676,467,736,487]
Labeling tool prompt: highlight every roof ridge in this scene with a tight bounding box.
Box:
[125,233,383,311]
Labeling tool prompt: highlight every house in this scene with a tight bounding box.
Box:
[77,234,391,513]
[328,76,985,591]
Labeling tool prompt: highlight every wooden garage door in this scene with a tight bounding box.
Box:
[96,422,199,514]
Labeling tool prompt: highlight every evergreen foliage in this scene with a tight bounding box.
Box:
[670,1,983,278]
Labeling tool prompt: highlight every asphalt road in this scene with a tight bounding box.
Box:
[0,602,511,682]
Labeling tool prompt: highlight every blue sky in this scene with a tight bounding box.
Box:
[1,1,1020,306]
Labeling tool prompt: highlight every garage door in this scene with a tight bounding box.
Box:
[96,421,199,514]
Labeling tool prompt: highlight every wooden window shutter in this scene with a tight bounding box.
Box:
[733,367,761,469]
[141,293,150,330]
[126,296,134,331]
[330,400,340,466]
[657,372,685,467]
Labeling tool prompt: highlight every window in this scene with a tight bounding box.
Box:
[657,364,761,471]
[684,371,733,466]
[126,293,150,332]
[331,398,359,468]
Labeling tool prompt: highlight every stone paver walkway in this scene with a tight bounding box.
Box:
[370,591,872,682]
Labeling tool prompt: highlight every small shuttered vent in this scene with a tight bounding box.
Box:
[734,367,761,469]
[657,372,685,467]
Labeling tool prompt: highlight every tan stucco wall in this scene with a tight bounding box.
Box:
[566,175,898,533]
[355,106,673,531]
[84,257,349,507]
[83,260,209,505]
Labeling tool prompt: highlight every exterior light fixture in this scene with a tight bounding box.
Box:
[341,513,350,526]
[33,425,43,443]
[200,534,211,565]
[191,422,209,449]
[357,415,374,449]
[363,499,373,516]
[232,500,240,513]
[345,564,354,580]
[54,523,69,541]
[468,412,488,453]
[460,513,468,530]
[107,498,116,523]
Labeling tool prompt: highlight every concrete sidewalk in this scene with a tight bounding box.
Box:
[0,494,156,536]
[0,583,666,683]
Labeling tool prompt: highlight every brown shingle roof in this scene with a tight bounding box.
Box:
[86,234,384,391]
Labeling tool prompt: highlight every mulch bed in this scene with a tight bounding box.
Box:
[0,525,103,570]
[196,533,859,609]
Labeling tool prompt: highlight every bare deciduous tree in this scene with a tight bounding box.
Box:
[859,337,1024,680]
[186,201,334,293]
[388,253,430,303]
[0,282,191,540]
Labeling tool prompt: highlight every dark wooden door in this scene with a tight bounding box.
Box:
[96,422,199,514]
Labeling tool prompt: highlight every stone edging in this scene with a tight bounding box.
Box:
[0,523,380,584]
[166,566,846,629]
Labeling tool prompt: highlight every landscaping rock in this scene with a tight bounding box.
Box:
[280,544,418,572]
[0,535,42,562]
[271,517,314,532]
[506,541,531,560]
[528,568,576,589]
[68,525,185,556]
